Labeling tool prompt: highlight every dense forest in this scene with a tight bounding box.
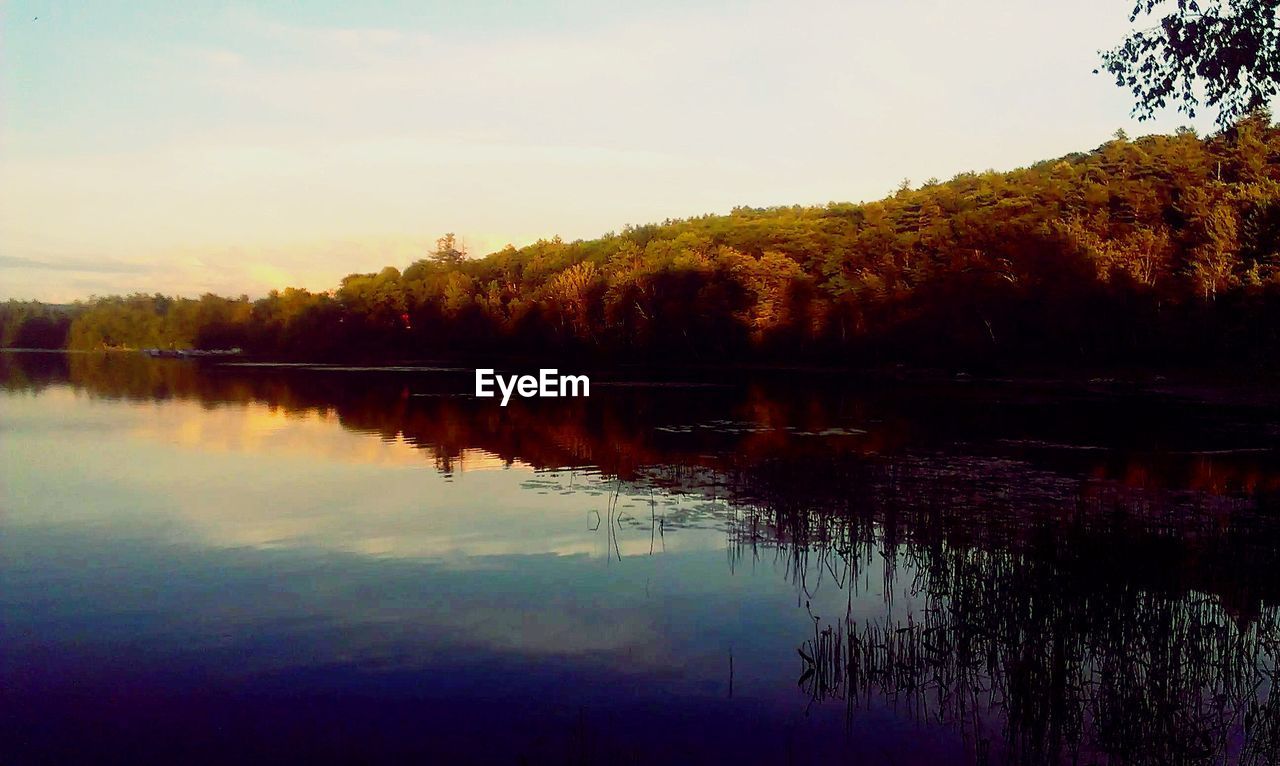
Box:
[8,116,1280,367]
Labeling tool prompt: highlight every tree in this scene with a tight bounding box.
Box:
[1101,0,1280,126]
[431,233,467,267]
[20,120,1280,365]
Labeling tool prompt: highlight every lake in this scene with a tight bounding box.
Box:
[2,352,1278,765]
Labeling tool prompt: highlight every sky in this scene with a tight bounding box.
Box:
[1,0,1220,302]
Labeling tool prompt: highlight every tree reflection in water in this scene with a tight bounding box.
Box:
[733,457,1280,765]
[3,351,1278,764]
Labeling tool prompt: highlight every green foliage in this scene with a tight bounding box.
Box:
[40,118,1280,366]
[430,233,466,267]
[66,294,252,351]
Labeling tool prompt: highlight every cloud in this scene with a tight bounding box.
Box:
[0,254,153,274]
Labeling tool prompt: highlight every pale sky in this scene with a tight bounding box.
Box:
[1,0,1217,302]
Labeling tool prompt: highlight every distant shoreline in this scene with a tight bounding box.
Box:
[7,121,1280,372]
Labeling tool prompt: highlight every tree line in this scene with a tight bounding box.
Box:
[0,301,74,350]
[9,116,1280,367]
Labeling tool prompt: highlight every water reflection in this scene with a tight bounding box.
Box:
[2,351,1278,764]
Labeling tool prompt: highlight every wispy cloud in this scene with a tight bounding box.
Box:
[0,254,152,274]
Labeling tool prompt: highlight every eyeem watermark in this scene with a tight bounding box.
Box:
[475,369,590,406]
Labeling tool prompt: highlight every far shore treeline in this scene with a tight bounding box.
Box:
[6,116,1280,368]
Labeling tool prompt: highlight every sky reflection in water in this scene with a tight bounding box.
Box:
[2,353,1278,764]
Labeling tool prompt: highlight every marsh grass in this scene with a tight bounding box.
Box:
[725,455,1280,765]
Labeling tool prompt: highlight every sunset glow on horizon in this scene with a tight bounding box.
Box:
[2,0,1218,302]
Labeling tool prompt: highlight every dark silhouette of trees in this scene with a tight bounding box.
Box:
[0,301,74,349]
[1102,0,1280,125]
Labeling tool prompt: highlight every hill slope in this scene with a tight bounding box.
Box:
[30,116,1280,366]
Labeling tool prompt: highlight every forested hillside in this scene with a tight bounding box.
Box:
[13,116,1280,366]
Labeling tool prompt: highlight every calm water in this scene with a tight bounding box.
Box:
[2,352,1279,765]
